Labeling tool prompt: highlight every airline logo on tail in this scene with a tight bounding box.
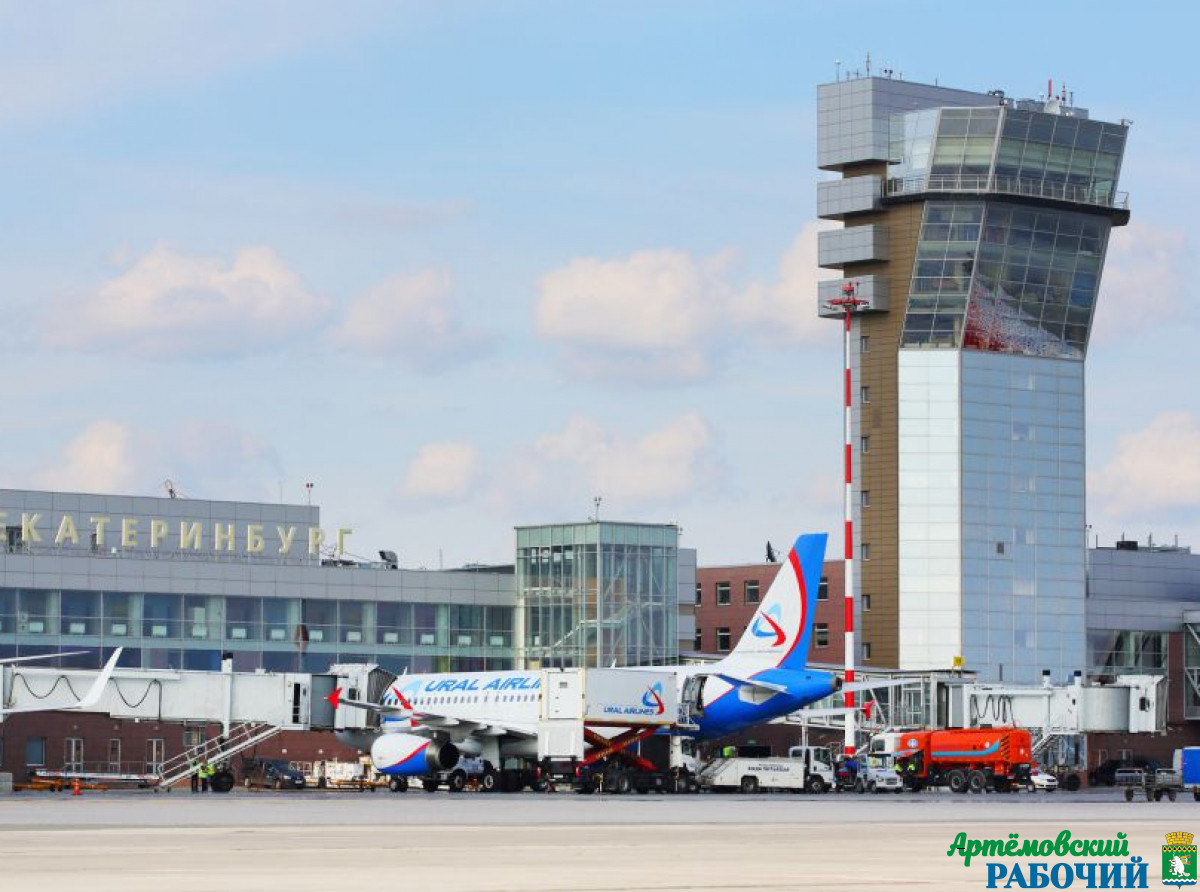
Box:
[750,604,786,647]
[642,682,666,715]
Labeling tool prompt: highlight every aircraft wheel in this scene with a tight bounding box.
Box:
[422,777,439,793]
[388,776,408,793]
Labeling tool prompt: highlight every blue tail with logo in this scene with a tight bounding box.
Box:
[725,533,827,673]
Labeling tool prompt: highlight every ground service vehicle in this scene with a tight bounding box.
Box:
[857,753,903,793]
[1173,748,1200,801]
[1117,767,1182,802]
[698,746,834,793]
[893,728,1032,793]
[241,757,306,790]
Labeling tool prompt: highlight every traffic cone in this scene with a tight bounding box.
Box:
[72,777,81,796]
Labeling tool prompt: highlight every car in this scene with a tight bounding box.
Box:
[1026,767,1058,792]
[1089,758,1158,787]
[241,756,306,790]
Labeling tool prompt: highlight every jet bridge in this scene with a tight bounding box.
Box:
[1,658,391,789]
[782,669,1167,767]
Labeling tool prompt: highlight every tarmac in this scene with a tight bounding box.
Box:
[0,789,1190,891]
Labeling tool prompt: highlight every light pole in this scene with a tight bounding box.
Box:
[825,280,868,756]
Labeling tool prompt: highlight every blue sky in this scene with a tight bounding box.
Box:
[1,1,1196,566]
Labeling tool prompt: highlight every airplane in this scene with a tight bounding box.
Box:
[330,533,880,788]
[1,648,123,718]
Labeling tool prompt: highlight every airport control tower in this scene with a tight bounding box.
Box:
[816,74,1129,684]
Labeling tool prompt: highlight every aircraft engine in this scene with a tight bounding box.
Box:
[371,733,461,776]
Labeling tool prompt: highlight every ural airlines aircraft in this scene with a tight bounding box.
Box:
[335,533,851,783]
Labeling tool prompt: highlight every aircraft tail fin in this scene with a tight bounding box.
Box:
[724,533,827,673]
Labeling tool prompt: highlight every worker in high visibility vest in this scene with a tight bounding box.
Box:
[199,760,212,793]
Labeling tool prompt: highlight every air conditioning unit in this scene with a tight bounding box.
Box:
[69,622,87,635]
[345,630,362,643]
[28,620,45,634]
[382,632,399,644]
[310,630,325,642]
[489,635,505,647]
[269,628,286,641]
[191,625,207,639]
[230,627,247,640]
[419,633,435,646]
[457,635,473,646]
[110,623,128,636]
[151,625,168,638]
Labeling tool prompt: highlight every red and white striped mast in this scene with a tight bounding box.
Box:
[825,280,868,756]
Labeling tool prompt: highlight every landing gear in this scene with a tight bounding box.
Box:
[422,777,439,793]
[388,776,409,793]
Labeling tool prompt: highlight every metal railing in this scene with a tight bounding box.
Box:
[156,721,282,789]
[885,173,1129,210]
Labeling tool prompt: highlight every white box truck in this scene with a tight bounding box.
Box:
[698,745,835,794]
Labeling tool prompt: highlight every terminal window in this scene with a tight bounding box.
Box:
[862,594,871,611]
[716,628,731,651]
[716,582,731,606]
[815,623,829,647]
[862,643,872,661]
[818,577,829,601]
[694,629,702,651]
[744,580,760,604]
[695,582,702,605]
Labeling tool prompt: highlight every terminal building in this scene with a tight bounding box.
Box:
[0,488,694,778]
[816,74,1129,684]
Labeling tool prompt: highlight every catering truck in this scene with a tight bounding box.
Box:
[886,728,1033,793]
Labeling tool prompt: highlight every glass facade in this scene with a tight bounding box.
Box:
[517,522,678,668]
[0,588,515,675]
[888,99,1123,684]
[901,200,1111,358]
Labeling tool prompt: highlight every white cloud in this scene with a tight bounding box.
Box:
[332,269,491,371]
[35,420,137,494]
[401,442,481,502]
[44,244,332,358]
[1093,221,1193,344]
[1090,411,1200,525]
[523,412,719,507]
[535,226,836,383]
[731,221,834,346]
[33,418,284,501]
[536,249,734,382]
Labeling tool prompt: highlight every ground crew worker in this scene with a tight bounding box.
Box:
[190,760,200,794]
[199,760,212,793]
[722,745,737,759]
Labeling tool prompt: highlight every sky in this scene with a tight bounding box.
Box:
[0,0,1197,568]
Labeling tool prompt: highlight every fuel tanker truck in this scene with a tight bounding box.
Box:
[886,728,1033,793]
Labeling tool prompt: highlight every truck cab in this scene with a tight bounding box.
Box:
[859,753,903,793]
[785,745,836,793]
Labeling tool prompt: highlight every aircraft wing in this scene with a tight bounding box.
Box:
[406,712,537,739]
[328,687,536,738]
